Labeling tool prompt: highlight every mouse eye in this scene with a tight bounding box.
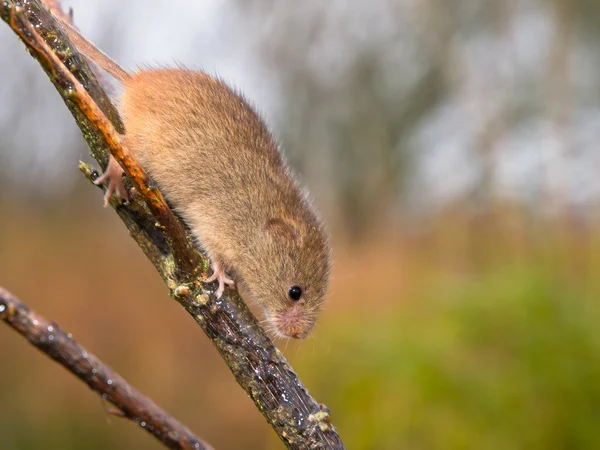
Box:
[288,285,302,301]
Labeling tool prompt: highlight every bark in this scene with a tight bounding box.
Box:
[1,1,344,448]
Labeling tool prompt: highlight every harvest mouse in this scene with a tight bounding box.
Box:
[56,18,331,339]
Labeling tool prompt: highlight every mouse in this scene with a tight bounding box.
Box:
[55,17,331,339]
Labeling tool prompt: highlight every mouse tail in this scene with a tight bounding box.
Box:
[54,18,132,84]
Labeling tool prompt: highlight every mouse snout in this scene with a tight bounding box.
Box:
[271,305,314,339]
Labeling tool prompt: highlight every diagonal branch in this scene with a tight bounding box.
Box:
[1,1,345,449]
[0,286,213,450]
[6,4,199,277]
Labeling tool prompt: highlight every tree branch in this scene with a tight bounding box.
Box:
[0,286,213,450]
[1,1,344,448]
[7,4,199,277]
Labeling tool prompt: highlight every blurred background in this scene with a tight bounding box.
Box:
[1,0,600,448]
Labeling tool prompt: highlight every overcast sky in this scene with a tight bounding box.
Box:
[1,0,599,214]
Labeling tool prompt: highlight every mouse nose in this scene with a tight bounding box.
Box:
[271,307,315,339]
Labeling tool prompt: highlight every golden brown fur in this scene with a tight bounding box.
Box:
[58,19,331,338]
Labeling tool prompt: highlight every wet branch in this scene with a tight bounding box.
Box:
[0,286,213,450]
[0,1,344,448]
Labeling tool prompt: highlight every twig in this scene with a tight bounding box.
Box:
[0,286,213,450]
[1,1,345,448]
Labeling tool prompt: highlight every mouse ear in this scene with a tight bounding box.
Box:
[266,217,300,243]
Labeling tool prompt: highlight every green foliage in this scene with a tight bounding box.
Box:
[298,267,600,449]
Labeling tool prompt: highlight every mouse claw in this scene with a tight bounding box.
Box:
[206,261,235,298]
[95,156,129,207]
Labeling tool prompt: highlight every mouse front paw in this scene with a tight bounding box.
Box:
[94,156,129,207]
[206,261,235,298]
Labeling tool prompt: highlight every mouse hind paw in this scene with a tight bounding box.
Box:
[94,156,129,207]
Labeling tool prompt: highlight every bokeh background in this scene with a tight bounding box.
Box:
[2,0,600,448]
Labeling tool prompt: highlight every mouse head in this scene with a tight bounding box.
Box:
[240,214,331,339]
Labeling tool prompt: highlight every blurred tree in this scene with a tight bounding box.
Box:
[2,0,600,233]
